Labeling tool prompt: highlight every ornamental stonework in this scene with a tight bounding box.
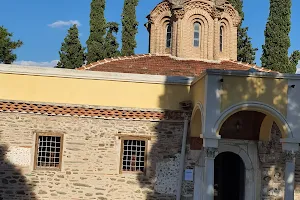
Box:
[150,1,171,21]
[184,1,214,15]
[173,8,185,19]
[224,5,241,26]
[0,101,188,121]
[204,147,218,158]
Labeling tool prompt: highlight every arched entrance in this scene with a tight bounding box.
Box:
[214,152,245,200]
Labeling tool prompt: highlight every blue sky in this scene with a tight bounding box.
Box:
[0,0,299,69]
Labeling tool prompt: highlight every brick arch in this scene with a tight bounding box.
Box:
[219,12,236,59]
[219,18,231,59]
[153,15,172,54]
[182,8,214,59]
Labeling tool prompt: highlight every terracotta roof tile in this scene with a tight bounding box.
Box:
[77,54,274,76]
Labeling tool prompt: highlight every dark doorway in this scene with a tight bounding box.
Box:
[214,152,245,200]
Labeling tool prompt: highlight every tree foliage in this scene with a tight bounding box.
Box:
[121,0,139,56]
[57,25,85,69]
[104,22,120,58]
[0,26,23,64]
[86,0,106,63]
[261,0,299,73]
[289,50,300,74]
[228,0,257,64]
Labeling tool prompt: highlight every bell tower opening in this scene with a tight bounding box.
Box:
[214,152,245,200]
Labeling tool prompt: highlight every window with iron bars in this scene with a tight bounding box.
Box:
[34,133,63,170]
[121,139,147,173]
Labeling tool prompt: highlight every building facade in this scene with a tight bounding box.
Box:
[1,1,300,200]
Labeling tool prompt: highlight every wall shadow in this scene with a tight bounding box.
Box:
[137,75,191,200]
[0,144,36,200]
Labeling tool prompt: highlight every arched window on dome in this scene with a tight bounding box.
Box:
[220,26,224,52]
[166,24,172,48]
[193,22,201,47]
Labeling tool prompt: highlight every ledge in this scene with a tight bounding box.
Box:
[0,64,194,85]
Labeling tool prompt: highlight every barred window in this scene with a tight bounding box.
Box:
[34,133,63,170]
[121,139,147,173]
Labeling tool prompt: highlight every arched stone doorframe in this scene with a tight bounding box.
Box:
[217,143,256,200]
[209,101,300,200]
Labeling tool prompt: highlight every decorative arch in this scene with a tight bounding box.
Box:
[149,1,172,54]
[182,8,214,59]
[213,101,293,139]
[224,4,241,27]
[216,146,255,200]
[219,15,232,59]
[155,16,172,53]
[191,102,205,137]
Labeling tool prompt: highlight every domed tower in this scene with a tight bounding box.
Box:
[146,0,241,61]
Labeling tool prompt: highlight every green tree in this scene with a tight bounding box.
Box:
[104,22,120,58]
[261,0,300,73]
[289,50,300,74]
[0,26,23,64]
[57,25,85,69]
[228,0,257,64]
[121,0,139,56]
[86,0,106,63]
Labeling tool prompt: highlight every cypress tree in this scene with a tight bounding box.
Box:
[121,0,139,56]
[289,50,300,74]
[0,26,23,64]
[86,0,106,63]
[57,25,85,69]
[261,0,300,73]
[228,0,257,64]
[104,22,120,58]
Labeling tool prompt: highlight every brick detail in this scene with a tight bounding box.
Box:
[0,101,187,121]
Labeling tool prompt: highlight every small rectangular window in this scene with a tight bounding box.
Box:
[34,133,63,170]
[121,139,147,173]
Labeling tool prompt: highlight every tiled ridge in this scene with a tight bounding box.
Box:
[0,101,187,121]
[227,60,274,73]
[77,54,155,71]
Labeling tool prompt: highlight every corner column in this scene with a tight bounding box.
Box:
[281,139,299,200]
[202,135,220,200]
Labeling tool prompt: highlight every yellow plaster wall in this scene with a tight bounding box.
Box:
[191,77,206,107]
[221,76,288,116]
[0,73,190,110]
[260,115,274,141]
[191,109,202,137]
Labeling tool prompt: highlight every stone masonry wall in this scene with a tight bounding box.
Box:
[0,112,186,200]
[258,124,300,199]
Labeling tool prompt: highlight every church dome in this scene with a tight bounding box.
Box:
[146,0,241,61]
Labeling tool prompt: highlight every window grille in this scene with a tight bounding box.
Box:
[121,139,146,172]
[35,133,63,170]
[194,22,201,47]
[166,24,172,48]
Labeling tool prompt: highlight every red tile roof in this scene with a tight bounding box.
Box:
[77,54,273,76]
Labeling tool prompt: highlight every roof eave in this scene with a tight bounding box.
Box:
[206,69,300,79]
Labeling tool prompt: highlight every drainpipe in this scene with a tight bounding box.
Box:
[176,116,189,200]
